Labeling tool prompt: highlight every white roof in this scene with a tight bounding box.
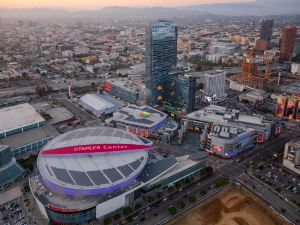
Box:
[38,127,151,190]
[79,94,115,111]
[113,105,167,128]
[0,103,45,134]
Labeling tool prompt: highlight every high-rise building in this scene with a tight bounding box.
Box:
[146,20,196,112]
[203,71,226,98]
[256,19,273,51]
[280,26,297,61]
[260,19,273,41]
[146,20,177,106]
[175,75,197,113]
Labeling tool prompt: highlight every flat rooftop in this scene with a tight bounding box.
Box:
[0,127,52,148]
[113,105,168,128]
[184,105,266,126]
[146,155,200,186]
[79,94,115,112]
[0,103,45,135]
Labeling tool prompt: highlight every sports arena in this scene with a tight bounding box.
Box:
[30,127,183,224]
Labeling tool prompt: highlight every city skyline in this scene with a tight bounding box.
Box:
[1,0,253,9]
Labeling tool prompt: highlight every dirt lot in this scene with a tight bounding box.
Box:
[167,185,291,225]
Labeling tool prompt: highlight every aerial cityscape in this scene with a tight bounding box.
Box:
[0,1,300,225]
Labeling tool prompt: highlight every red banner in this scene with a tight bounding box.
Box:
[43,144,152,155]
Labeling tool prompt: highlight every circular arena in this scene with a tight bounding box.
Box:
[37,127,152,197]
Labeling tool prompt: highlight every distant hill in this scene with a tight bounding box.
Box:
[182,0,300,16]
[0,0,299,19]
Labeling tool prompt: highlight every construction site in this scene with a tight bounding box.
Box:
[229,48,299,92]
[166,185,291,225]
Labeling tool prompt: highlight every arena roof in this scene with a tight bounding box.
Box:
[0,103,45,135]
[37,127,152,195]
[113,105,168,128]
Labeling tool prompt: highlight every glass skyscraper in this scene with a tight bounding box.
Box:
[146,20,178,106]
[260,19,273,41]
[146,20,196,113]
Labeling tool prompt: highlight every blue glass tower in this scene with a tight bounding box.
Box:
[146,20,177,106]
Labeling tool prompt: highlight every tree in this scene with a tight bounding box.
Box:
[215,177,229,188]
[200,189,207,196]
[189,195,197,203]
[185,177,191,184]
[113,214,120,221]
[134,203,142,210]
[175,182,182,189]
[168,207,177,216]
[178,200,185,209]
[156,191,163,199]
[205,166,213,175]
[147,196,155,203]
[123,207,132,216]
[168,186,175,193]
[104,217,112,225]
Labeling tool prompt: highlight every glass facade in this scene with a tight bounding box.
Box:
[11,137,53,156]
[146,20,178,106]
[146,20,196,112]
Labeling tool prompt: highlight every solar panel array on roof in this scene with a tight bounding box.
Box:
[102,128,114,136]
[51,167,74,185]
[129,160,141,170]
[117,165,134,177]
[87,170,109,185]
[103,168,123,183]
[69,170,93,186]
[60,131,80,142]
[90,128,105,136]
[76,129,92,138]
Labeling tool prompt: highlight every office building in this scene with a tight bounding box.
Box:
[260,19,273,41]
[145,20,196,112]
[203,71,226,98]
[175,75,197,112]
[280,26,297,61]
[283,140,300,175]
[145,20,177,106]
[104,79,146,105]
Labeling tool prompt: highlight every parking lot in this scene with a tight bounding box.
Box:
[254,156,300,204]
[0,200,29,225]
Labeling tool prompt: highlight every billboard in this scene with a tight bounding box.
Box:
[276,96,286,116]
[257,133,264,143]
[42,144,152,155]
[104,82,111,91]
[285,99,297,119]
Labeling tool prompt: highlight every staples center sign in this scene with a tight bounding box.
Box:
[42,144,152,155]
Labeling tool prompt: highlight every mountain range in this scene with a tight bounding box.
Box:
[0,0,299,19]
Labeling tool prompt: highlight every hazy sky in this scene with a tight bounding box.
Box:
[1,0,254,9]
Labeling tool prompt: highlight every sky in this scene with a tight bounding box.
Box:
[0,0,254,9]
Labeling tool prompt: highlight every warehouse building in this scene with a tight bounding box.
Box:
[77,94,123,117]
